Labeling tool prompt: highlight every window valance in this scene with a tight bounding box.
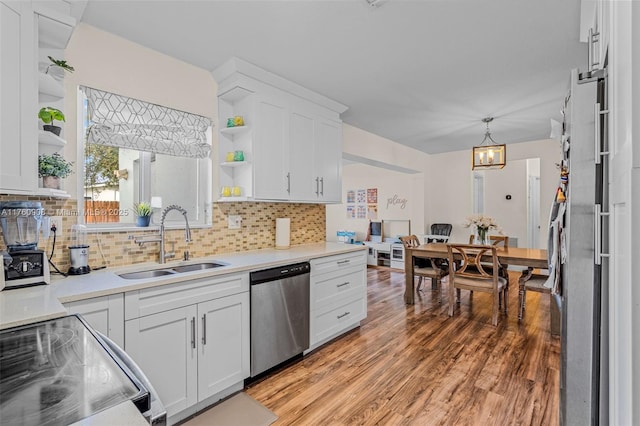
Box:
[81,86,212,159]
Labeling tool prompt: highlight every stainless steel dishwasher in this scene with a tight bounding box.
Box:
[250,261,310,377]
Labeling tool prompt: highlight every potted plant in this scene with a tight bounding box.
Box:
[38,152,73,189]
[133,202,153,227]
[38,107,65,136]
[47,56,74,73]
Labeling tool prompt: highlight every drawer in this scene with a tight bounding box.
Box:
[125,273,249,320]
[311,296,366,345]
[311,250,367,276]
[311,268,366,312]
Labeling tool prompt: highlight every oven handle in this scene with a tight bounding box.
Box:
[95,330,167,426]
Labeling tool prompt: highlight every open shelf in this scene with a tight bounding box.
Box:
[216,196,249,203]
[220,125,250,136]
[38,130,66,155]
[219,86,253,104]
[34,188,71,199]
[220,161,250,168]
[38,72,65,102]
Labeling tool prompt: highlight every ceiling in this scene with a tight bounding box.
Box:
[79,0,586,155]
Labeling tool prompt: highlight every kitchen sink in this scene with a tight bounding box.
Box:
[171,262,228,273]
[118,261,229,279]
[119,269,176,280]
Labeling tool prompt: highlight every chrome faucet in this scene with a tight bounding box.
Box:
[134,204,191,264]
[159,205,191,263]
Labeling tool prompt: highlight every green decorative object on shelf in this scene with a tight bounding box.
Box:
[47,56,75,73]
[38,153,73,190]
[38,152,73,178]
[38,107,66,136]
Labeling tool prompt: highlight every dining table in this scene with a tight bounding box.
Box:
[404,242,548,304]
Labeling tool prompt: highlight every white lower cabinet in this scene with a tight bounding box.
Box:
[64,294,124,348]
[309,250,367,350]
[124,273,250,420]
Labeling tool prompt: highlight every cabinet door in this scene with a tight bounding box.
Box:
[197,292,250,401]
[0,1,37,191]
[289,108,316,200]
[64,294,124,348]
[125,305,198,418]
[253,95,289,200]
[315,118,343,203]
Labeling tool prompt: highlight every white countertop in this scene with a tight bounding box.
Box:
[0,242,365,330]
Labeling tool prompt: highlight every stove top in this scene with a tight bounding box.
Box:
[0,315,147,425]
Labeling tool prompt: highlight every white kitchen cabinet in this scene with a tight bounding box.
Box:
[125,304,198,417]
[213,57,348,204]
[0,1,38,192]
[0,1,75,195]
[309,250,367,351]
[64,294,125,348]
[197,292,249,400]
[124,272,250,419]
[253,93,290,200]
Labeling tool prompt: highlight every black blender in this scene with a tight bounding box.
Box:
[0,201,50,290]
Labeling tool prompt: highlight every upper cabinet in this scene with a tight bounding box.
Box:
[213,57,347,204]
[0,0,78,195]
[580,0,609,72]
[0,1,38,192]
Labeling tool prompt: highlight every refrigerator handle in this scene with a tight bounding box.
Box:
[588,27,600,72]
[594,103,610,165]
[595,204,610,265]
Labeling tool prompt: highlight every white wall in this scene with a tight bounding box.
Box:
[326,163,424,242]
[63,23,218,199]
[425,138,561,246]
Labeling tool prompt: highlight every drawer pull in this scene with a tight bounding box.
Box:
[336,282,350,288]
[337,311,350,319]
[337,259,350,265]
[191,317,196,349]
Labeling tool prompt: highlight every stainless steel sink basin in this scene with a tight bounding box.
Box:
[118,261,229,279]
[171,262,228,273]
[119,269,176,280]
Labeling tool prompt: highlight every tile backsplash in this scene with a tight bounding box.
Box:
[0,195,325,271]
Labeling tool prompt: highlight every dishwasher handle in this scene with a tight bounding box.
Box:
[250,261,310,285]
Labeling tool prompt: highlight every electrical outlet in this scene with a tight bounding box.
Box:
[50,216,63,236]
[228,215,242,230]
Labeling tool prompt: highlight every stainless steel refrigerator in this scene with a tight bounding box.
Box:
[557,67,609,425]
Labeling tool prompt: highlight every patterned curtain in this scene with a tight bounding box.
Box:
[81,86,212,159]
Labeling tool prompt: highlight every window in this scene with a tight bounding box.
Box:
[78,87,212,228]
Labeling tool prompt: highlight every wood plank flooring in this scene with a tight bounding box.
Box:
[246,267,560,425]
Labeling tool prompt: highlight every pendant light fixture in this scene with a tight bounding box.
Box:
[472,117,506,170]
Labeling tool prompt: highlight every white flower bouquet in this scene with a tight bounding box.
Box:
[463,214,499,231]
[463,214,501,244]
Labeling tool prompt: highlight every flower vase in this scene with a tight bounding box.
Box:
[476,227,488,245]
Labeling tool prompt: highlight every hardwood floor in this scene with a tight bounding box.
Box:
[246,267,560,425]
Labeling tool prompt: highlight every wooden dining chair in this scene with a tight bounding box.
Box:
[399,235,447,301]
[447,244,508,326]
[467,234,510,279]
[518,269,551,321]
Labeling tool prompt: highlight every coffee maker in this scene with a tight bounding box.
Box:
[0,201,50,290]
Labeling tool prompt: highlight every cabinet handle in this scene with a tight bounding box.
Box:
[202,314,207,346]
[315,177,320,196]
[320,177,324,196]
[337,311,350,319]
[337,259,350,265]
[191,317,195,349]
[286,172,291,193]
[337,282,350,288]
